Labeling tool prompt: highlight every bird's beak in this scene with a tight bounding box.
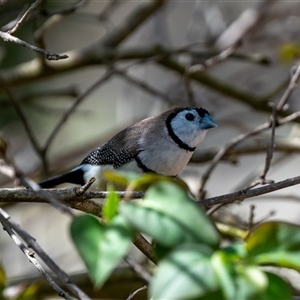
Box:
[201,114,217,129]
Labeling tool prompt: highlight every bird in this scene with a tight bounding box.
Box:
[39,107,217,189]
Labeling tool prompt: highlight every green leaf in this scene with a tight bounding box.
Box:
[234,265,268,300]
[261,272,292,300]
[103,187,120,222]
[102,170,140,187]
[222,242,247,259]
[120,182,219,249]
[279,43,300,62]
[233,266,292,300]
[211,251,235,300]
[150,244,220,300]
[103,170,191,192]
[70,214,133,287]
[246,222,300,270]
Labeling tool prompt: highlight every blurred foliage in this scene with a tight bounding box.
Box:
[0,263,41,300]
[70,173,298,299]
[279,43,300,62]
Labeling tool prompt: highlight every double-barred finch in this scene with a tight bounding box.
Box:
[39,107,217,189]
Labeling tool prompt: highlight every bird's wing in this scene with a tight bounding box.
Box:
[80,120,148,168]
[80,109,175,168]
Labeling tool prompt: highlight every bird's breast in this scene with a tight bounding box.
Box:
[137,139,193,176]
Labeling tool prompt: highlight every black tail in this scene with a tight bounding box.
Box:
[39,167,85,188]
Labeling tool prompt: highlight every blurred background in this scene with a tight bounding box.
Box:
[1,0,300,298]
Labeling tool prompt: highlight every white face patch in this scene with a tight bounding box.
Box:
[170,109,208,148]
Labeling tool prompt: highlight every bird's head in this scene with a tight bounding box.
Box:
[168,107,217,148]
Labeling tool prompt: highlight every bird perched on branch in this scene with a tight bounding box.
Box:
[39,107,217,189]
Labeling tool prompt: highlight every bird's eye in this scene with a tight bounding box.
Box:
[185,113,195,121]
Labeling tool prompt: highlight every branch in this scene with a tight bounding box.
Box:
[199,110,300,198]
[0,208,91,300]
[40,0,88,16]
[7,0,42,35]
[0,86,79,108]
[191,134,300,163]
[0,31,68,60]
[126,285,147,300]
[157,57,297,120]
[0,188,144,204]
[99,0,168,48]
[215,0,276,50]
[199,174,300,207]
[0,209,74,300]
[42,70,114,154]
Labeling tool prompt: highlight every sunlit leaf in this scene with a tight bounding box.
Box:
[102,170,140,187]
[246,222,300,270]
[127,173,191,193]
[120,182,219,249]
[70,214,133,287]
[15,282,42,300]
[0,264,6,293]
[103,186,120,222]
[103,170,191,192]
[150,244,220,300]
[279,43,300,62]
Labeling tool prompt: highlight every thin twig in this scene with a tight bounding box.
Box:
[115,69,180,105]
[133,233,156,264]
[248,204,255,231]
[199,121,270,199]
[7,0,42,35]
[40,0,88,16]
[0,148,74,218]
[206,203,226,216]
[198,174,300,207]
[0,86,79,108]
[98,0,122,21]
[215,0,275,50]
[43,70,114,154]
[276,65,300,112]
[124,255,152,283]
[188,45,237,72]
[184,71,197,107]
[0,76,42,157]
[199,65,300,198]
[0,31,68,60]
[243,107,277,190]
[22,177,75,218]
[76,177,96,196]
[126,285,147,300]
[0,209,74,300]
[1,209,91,300]
[0,188,144,203]
[261,106,277,181]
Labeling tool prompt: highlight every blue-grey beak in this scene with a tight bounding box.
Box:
[201,113,217,129]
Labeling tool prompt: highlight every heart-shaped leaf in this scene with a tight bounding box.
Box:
[70,214,133,287]
[120,182,219,249]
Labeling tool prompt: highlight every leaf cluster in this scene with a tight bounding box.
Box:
[70,173,300,299]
